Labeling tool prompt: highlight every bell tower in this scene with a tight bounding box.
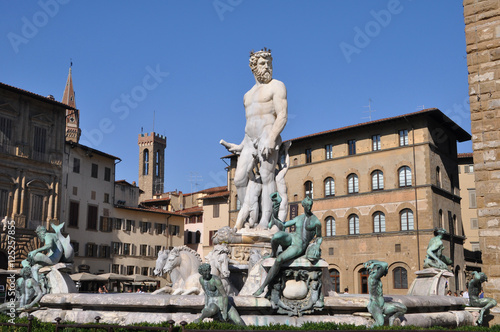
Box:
[62,64,81,143]
[138,132,166,200]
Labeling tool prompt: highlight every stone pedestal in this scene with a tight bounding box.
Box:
[39,263,77,294]
[407,268,453,296]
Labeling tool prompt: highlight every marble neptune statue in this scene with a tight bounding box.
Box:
[221,47,288,230]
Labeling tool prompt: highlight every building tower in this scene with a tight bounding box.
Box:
[138,132,166,200]
[62,65,81,142]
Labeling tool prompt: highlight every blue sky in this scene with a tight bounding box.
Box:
[2,1,471,193]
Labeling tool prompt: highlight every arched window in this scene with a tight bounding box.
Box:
[143,149,149,175]
[359,268,369,294]
[325,216,335,237]
[155,150,161,177]
[393,267,408,289]
[373,212,385,233]
[400,209,414,231]
[324,177,335,197]
[304,181,313,199]
[436,167,441,188]
[439,209,444,229]
[398,166,412,187]
[347,174,359,194]
[371,170,384,191]
[330,269,340,293]
[348,214,359,235]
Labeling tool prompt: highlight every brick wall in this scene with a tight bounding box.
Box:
[464,0,500,319]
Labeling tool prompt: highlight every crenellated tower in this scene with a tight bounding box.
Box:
[138,132,166,200]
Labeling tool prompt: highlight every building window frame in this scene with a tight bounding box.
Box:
[393,267,408,289]
[348,139,356,155]
[304,180,313,199]
[398,166,412,187]
[399,129,409,146]
[400,208,414,231]
[372,134,381,151]
[347,173,359,194]
[371,170,384,191]
[348,214,360,235]
[373,211,386,233]
[324,177,335,197]
[325,144,333,160]
[325,216,335,237]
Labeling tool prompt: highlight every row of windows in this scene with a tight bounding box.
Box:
[324,209,414,236]
[305,129,409,164]
[330,266,408,293]
[73,158,112,181]
[0,116,50,161]
[111,264,156,277]
[185,215,203,224]
[304,166,412,199]
[68,203,179,235]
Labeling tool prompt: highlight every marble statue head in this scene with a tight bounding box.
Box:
[21,266,32,278]
[249,48,273,84]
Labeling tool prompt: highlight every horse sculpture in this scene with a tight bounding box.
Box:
[205,244,239,296]
[153,246,203,295]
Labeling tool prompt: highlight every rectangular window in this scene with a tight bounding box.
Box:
[111,242,121,255]
[372,135,381,151]
[126,266,134,275]
[112,264,120,274]
[33,126,47,160]
[123,243,131,255]
[114,218,122,230]
[169,225,180,236]
[86,205,98,230]
[68,201,79,227]
[328,248,334,256]
[155,246,162,257]
[85,243,97,257]
[104,167,111,181]
[140,221,150,233]
[469,189,477,208]
[325,144,333,159]
[395,244,401,252]
[99,245,110,258]
[399,129,409,146]
[140,244,147,256]
[104,193,110,204]
[305,148,312,163]
[213,203,220,218]
[0,116,13,150]
[141,267,149,276]
[125,219,134,231]
[72,186,78,195]
[91,163,98,178]
[348,139,356,155]
[99,217,112,232]
[470,218,478,230]
[73,158,80,173]
[209,230,216,246]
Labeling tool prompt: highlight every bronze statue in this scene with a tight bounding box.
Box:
[423,228,452,271]
[364,260,407,327]
[253,194,322,296]
[194,263,245,326]
[468,271,497,325]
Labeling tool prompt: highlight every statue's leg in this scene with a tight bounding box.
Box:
[195,303,219,323]
[253,242,298,297]
[228,306,246,326]
[368,303,384,327]
[384,303,406,326]
[234,148,256,229]
[478,298,497,325]
[257,150,278,229]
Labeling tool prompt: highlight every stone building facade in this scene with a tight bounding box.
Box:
[227,108,470,294]
[0,82,71,270]
[463,0,500,313]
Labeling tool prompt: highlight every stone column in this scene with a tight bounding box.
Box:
[53,179,59,222]
[12,169,20,217]
[464,0,500,320]
[47,181,54,221]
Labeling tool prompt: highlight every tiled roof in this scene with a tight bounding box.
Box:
[0,81,78,111]
[142,197,171,203]
[197,186,228,194]
[458,152,473,159]
[178,206,203,214]
[115,180,136,187]
[200,191,230,200]
[115,205,186,217]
